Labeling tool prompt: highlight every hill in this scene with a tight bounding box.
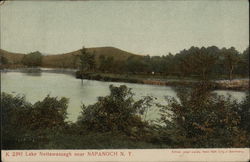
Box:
[42,47,141,68]
[0,49,25,64]
[0,47,142,68]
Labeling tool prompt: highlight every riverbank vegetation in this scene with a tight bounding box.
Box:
[21,51,43,67]
[76,46,249,81]
[1,46,249,90]
[2,83,249,149]
[73,46,248,91]
[88,46,242,81]
[1,46,249,80]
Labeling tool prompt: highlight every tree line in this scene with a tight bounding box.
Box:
[1,46,249,80]
[78,46,249,80]
[0,51,42,67]
[2,83,249,149]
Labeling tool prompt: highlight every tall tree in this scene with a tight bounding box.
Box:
[177,47,216,80]
[221,47,240,81]
[240,47,249,76]
[192,47,217,80]
[22,51,43,67]
[79,47,95,72]
[77,47,95,83]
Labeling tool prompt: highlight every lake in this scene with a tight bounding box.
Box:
[1,71,246,122]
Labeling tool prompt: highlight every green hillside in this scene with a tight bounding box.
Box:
[0,49,25,64]
[0,47,141,68]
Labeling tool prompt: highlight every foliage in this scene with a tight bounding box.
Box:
[40,130,164,149]
[0,54,9,65]
[2,83,249,149]
[237,92,250,134]
[158,82,249,148]
[77,85,153,139]
[78,47,95,72]
[22,51,43,67]
[236,47,249,75]
[1,93,32,149]
[125,56,150,74]
[1,93,69,149]
[177,47,217,80]
[3,45,249,80]
[28,96,68,130]
[98,55,114,72]
[108,46,248,80]
[220,47,241,80]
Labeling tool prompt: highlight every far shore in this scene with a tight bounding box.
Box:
[1,67,249,91]
[75,71,249,92]
[0,67,77,74]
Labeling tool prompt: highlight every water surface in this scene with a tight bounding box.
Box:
[1,72,246,122]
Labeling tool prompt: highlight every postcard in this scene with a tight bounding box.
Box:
[1,0,249,161]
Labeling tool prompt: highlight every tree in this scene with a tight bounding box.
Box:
[29,96,68,130]
[77,85,153,139]
[77,47,96,83]
[242,47,249,69]
[150,56,166,74]
[125,56,149,74]
[238,92,250,134]
[0,54,9,65]
[1,93,69,149]
[1,93,32,149]
[236,47,249,76]
[98,55,114,73]
[192,47,217,80]
[159,83,248,147]
[78,47,95,72]
[22,51,43,67]
[177,52,194,78]
[162,53,175,75]
[221,47,240,81]
[177,47,216,80]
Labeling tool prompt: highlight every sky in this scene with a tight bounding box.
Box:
[0,0,249,56]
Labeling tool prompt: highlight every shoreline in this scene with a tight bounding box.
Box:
[75,72,249,92]
[0,67,77,75]
[1,68,249,91]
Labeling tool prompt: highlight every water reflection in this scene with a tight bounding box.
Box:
[23,72,42,76]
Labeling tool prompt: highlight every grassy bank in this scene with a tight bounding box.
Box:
[76,71,249,91]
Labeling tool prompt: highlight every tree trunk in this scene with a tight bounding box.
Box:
[229,69,233,81]
[229,65,234,81]
[81,72,83,85]
[202,68,206,81]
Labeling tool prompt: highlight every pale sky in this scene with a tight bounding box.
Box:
[0,0,249,55]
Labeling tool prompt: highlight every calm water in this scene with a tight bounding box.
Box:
[1,72,246,122]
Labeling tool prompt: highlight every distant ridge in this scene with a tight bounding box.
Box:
[0,49,25,64]
[0,47,142,68]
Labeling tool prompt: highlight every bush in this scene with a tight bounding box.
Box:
[77,85,153,140]
[22,51,42,67]
[158,82,249,148]
[238,92,250,134]
[29,96,68,130]
[2,84,248,149]
[1,93,69,149]
[1,93,32,149]
[41,131,162,149]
